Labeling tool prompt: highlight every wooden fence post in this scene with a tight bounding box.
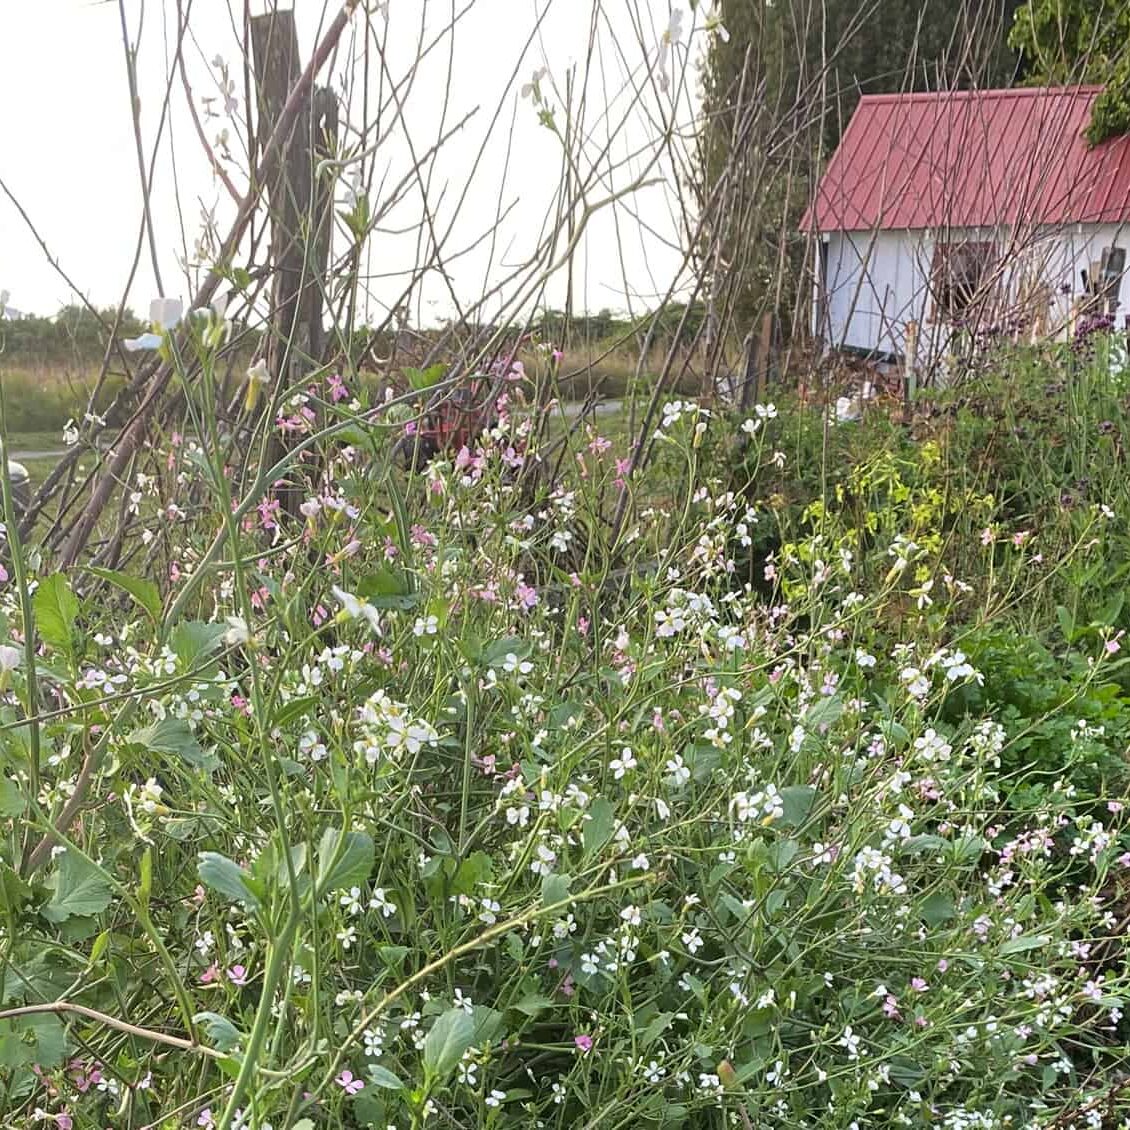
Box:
[250,11,338,512]
[904,319,919,407]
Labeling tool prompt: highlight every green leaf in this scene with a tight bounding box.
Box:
[85,567,161,623]
[920,891,955,927]
[1056,604,1075,642]
[367,1064,405,1090]
[0,863,32,914]
[197,852,260,910]
[804,695,842,731]
[640,1011,674,1048]
[777,786,817,829]
[998,933,1051,956]
[170,621,228,668]
[41,851,112,923]
[483,636,531,667]
[0,1014,65,1069]
[193,1011,243,1052]
[128,717,209,769]
[541,872,572,907]
[583,797,614,854]
[33,573,79,656]
[316,828,374,895]
[0,776,23,818]
[422,1008,476,1082]
[404,363,446,391]
[512,993,553,1018]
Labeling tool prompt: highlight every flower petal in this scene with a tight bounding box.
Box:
[123,333,164,352]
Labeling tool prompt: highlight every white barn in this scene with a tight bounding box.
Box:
[805,86,1130,371]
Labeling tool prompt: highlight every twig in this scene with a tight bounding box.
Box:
[0,1002,226,1061]
[58,0,361,567]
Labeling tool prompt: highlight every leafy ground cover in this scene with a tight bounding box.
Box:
[3,331,1130,1129]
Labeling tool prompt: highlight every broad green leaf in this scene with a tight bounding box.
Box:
[367,1064,405,1090]
[0,1014,65,1069]
[583,797,614,854]
[804,696,842,731]
[170,621,229,668]
[1055,604,1074,641]
[41,851,112,923]
[422,1007,476,1082]
[193,1011,243,1052]
[33,573,79,656]
[128,717,208,769]
[0,863,32,914]
[316,828,374,895]
[998,933,1050,956]
[920,892,955,927]
[404,363,446,391]
[512,993,553,1018]
[541,872,572,907]
[777,786,817,829]
[640,1011,674,1048]
[483,636,531,667]
[197,852,260,910]
[470,1004,503,1046]
[0,776,23,818]
[85,567,161,623]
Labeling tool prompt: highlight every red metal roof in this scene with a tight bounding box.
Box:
[806,86,1130,232]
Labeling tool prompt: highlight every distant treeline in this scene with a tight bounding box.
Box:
[1,306,145,366]
[3,300,710,373]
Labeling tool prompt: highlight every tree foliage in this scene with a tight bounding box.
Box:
[700,0,1021,333]
[1008,0,1130,143]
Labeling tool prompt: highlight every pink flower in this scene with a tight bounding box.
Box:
[335,1069,364,1095]
[910,977,928,992]
[552,348,564,363]
[56,1115,73,1130]
[882,994,900,1019]
[515,582,538,610]
[937,958,949,973]
[199,963,219,985]
[1108,800,1124,813]
[198,1110,216,1129]
[227,964,249,986]
[574,1034,593,1053]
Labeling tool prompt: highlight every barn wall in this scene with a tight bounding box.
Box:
[821,230,929,358]
[819,223,1130,363]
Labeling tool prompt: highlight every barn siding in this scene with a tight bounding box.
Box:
[820,223,1130,364]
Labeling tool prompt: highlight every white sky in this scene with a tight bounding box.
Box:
[0,0,704,326]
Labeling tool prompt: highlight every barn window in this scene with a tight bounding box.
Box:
[930,241,995,323]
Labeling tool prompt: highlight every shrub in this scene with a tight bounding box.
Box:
[3,332,1130,1127]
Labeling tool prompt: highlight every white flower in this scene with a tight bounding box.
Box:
[665,754,690,787]
[485,1089,506,1107]
[223,615,250,647]
[681,927,703,954]
[413,615,439,637]
[123,332,164,352]
[150,297,184,329]
[340,886,364,916]
[609,747,637,779]
[0,645,21,672]
[501,652,533,675]
[333,586,383,633]
[656,8,684,92]
[520,66,547,99]
[370,887,398,917]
